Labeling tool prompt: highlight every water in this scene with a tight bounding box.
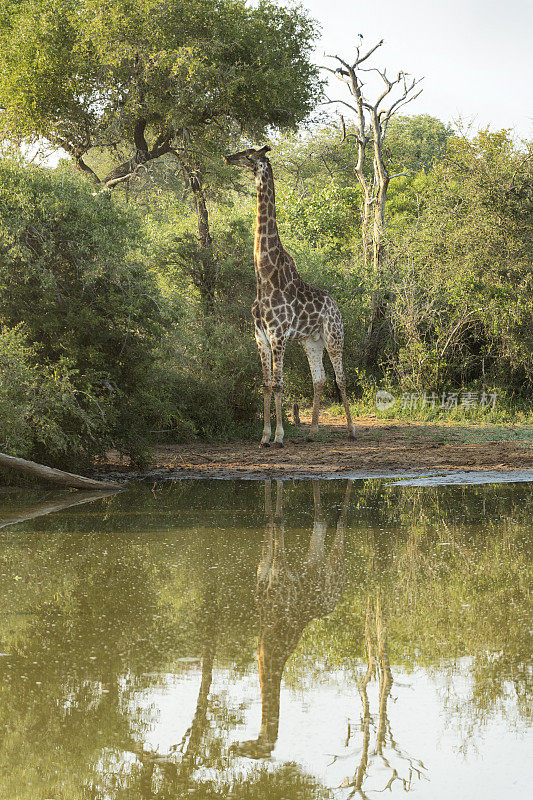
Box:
[0,478,531,799]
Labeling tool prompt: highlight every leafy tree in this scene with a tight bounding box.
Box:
[382,114,452,173]
[0,0,320,181]
[0,0,321,313]
[270,122,532,397]
[276,181,361,257]
[388,129,533,391]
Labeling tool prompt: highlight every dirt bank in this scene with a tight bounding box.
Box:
[99,413,533,481]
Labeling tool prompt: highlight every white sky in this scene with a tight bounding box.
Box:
[300,0,533,137]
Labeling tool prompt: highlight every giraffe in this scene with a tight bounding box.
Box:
[224,146,356,447]
[232,478,352,758]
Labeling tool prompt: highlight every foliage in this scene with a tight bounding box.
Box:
[383,114,453,173]
[0,325,104,463]
[0,0,321,179]
[152,209,261,438]
[276,181,360,257]
[387,129,533,391]
[0,160,173,466]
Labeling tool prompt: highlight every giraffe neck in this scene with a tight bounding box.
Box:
[254,161,283,279]
[255,161,279,236]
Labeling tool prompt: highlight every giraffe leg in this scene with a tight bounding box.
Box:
[261,387,273,447]
[274,478,283,520]
[331,480,352,555]
[306,480,327,565]
[302,336,326,438]
[256,329,273,446]
[322,480,351,604]
[324,329,356,440]
[271,337,287,447]
[257,480,274,586]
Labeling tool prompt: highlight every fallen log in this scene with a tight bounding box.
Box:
[0,452,121,490]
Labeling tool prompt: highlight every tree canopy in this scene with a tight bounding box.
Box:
[0,0,322,183]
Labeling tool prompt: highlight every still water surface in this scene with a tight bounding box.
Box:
[0,478,531,799]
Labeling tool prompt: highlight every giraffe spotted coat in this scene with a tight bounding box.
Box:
[224,145,356,446]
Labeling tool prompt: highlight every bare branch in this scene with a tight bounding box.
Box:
[321,154,334,178]
[355,39,385,66]
[323,52,352,72]
[321,97,359,115]
[339,112,347,141]
[321,37,422,312]
[384,85,424,121]
[337,113,360,144]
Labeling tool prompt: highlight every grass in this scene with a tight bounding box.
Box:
[316,396,533,447]
[322,383,533,426]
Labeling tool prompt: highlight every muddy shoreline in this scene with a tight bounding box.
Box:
[97,415,533,484]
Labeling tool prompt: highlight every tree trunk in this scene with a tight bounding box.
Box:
[190,175,217,316]
[326,46,421,372]
[360,191,374,271]
[102,135,174,188]
[353,141,373,272]
[363,139,391,369]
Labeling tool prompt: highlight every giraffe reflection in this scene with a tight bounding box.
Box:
[235,478,352,758]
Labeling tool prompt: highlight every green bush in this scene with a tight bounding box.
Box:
[167,321,260,440]
[153,210,261,438]
[0,325,105,464]
[387,130,533,393]
[0,160,174,466]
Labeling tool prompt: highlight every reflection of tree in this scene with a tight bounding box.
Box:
[0,489,117,531]
[325,480,533,751]
[0,536,178,800]
[134,575,221,797]
[0,480,261,800]
[234,479,352,758]
[343,592,426,798]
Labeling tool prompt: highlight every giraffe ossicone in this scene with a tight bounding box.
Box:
[224,145,356,446]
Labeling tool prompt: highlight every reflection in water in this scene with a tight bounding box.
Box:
[0,478,530,799]
[0,488,118,530]
[343,593,426,798]
[234,479,351,757]
[133,575,219,796]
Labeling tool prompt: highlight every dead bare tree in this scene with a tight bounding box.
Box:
[324,40,423,368]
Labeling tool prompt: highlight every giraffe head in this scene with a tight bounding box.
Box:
[224,145,271,183]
